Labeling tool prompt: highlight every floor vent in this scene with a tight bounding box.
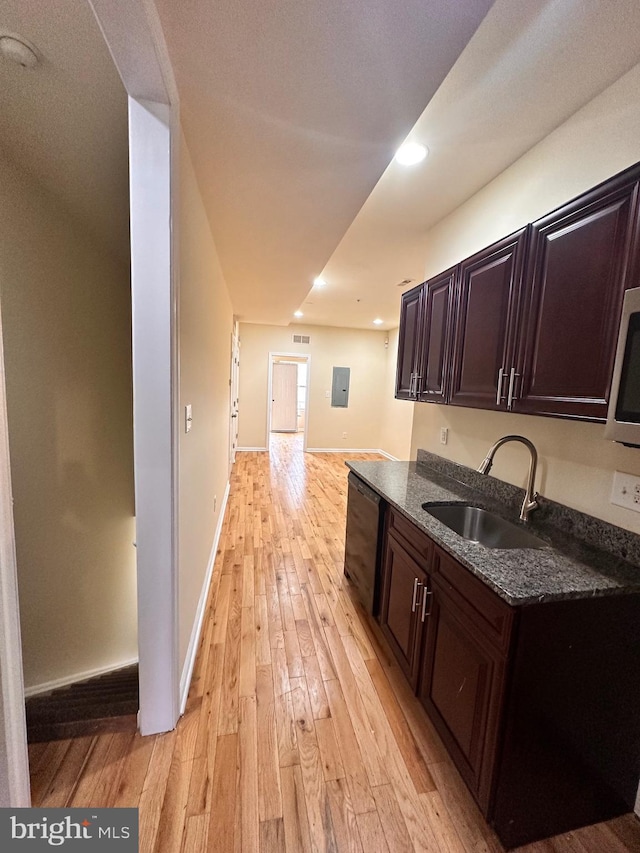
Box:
[25,664,139,742]
[292,334,310,344]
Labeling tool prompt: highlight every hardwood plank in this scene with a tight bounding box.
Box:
[30,739,72,805]
[365,656,436,795]
[39,737,96,807]
[207,733,238,853]
[290,681,334,853]
[326,777,364,853]
[89,731,136,808]
[323,627,387,788]
[181,814,209,853]
[239,696,259,853]
[284,628,304,679]
[295,619,315,659]
[280,764,313,853]
[302,655,330,720]
[300,584,337,682]
[112,733,156,808]
[428,760,501,853]
[240,604,257,698]
[259,818,286,853]
[314,717,345,782]
[372,784,413,853]
[274,690,299,768]
[355,810,390,853]
[256,664,283,821]
[256,594,272,666]
[324,679,376,815]
[153,746,191,853]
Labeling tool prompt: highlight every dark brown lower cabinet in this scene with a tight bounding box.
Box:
[379,531,429,689]
[418,575,508,813]
[377,514,640,848]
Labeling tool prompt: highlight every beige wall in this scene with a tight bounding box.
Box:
[379,327,414,460]
[0,150,137,691]
[411,62,640,534]
[238,323,401,452]
[177,131,234,672]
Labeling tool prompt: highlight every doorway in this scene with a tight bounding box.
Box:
[268,353,310,451]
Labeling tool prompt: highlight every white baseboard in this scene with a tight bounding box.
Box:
[237,446,268,452]
[377,449,399,461]
[179,479,231,715]
[24,657,139,699]
[306,448,396,458]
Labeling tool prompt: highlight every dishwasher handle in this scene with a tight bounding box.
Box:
[348,472,381,505]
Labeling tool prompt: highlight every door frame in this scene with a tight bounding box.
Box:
[229,323,240,472]
[267,352,310,451]
[0,301,30,807]
[90,0,181,735]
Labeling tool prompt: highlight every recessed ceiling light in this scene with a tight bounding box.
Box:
[373,318,384,326]
[313,277,327,287]
[394,142,428,166]
[294,310,303,318]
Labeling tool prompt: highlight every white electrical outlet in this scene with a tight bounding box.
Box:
[610,470,640,512]
[342,431,347,439]
[440,427,448,445]
[214,495,217,513]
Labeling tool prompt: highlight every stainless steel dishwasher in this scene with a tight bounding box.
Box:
[343,472,385,617]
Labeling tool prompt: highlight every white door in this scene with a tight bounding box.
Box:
[271,363,298,431]
[229,331,240,469]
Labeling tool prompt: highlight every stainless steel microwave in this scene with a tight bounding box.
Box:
[605,287,640,446]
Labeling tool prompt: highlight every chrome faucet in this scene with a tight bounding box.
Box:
[477,435,539,522]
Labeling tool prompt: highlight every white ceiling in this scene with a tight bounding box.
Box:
[0,0,129,262]
[153,0,495,325]
[4,0,640,333]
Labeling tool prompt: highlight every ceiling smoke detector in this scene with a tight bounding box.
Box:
[0,33,39,68]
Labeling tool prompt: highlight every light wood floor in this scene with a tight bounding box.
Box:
[29,433,640,852]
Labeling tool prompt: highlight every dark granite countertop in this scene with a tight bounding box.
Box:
[346,452,640,607]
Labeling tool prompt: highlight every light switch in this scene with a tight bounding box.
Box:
[185,404,193,433]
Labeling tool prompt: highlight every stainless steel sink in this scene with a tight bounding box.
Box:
[422,503,547,549]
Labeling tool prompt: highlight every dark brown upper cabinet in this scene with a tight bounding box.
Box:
[395,284,424,400]
[449,230,528,411]
[417,267,457,403]
[513,172,640,421]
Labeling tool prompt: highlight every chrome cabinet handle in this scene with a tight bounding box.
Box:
[409,373,415,396]
[507,367,521,410]
[414,374,421,397]
[411,578,422,612]
[496,367,505,405]
[421,586,433,622]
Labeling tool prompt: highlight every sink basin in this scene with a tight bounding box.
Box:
[422,503,547,549]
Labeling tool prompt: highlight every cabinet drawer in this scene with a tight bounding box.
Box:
[389,509,433,567]
[433,547,514,654]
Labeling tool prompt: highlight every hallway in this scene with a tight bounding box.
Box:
[28,440,640,852]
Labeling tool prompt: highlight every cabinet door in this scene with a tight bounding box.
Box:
[417,267,457,403]
[418,577,507,812]
[379,532,428,688]
[395,284,424,400]
[515,176,640,420]
[449,230,527,410]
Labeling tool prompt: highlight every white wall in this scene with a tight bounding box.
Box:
[379,327,414,460]
[0,150,137,691]
[411,62,640,533]
[238,323,402,452]
[177,129,234,678]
